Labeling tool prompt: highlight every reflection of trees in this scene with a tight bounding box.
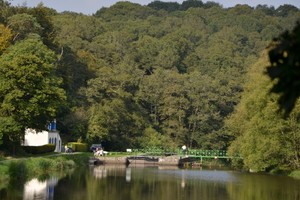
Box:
[226,173,300,200]
[85,167,233,200]
[9,167,299,200]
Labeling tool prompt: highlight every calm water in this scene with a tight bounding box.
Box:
[1,165,300,200]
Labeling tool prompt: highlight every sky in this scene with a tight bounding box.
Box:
[8,0,300,15]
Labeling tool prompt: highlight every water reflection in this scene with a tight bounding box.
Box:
[93,165,107,179]
[1,165,300,200]
[126,167,131,182]
[23,177,58,200]
[180,170,186,189]
[157,168,237,183]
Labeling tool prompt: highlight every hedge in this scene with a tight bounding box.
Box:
[67,142,88,152]
[23,144,56,154]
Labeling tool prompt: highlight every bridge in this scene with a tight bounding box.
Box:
[97,149,241,166]
[125,149,241,160]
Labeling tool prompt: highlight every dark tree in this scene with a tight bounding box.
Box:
[147,1,180,12]
[267,22,300,116]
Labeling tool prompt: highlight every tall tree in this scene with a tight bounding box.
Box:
[267,22,300,117]
[0,38,66,145]
[7,13,43,41]
[226,52,300,171]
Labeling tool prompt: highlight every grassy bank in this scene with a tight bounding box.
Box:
[289,170,300,179]
[0,152,91,187]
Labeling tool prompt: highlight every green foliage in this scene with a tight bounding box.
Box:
[267,22,300,117]
[95,2,155,21]
[0,163,8,176]
[0,1,299,172]
[8,160,28,181]
[52,157,75,170]
[289,170,300,179]
[67,142,88,152]
[22,144,55,154]
[275,4,299,17]
[8,13,43,41]
[139,126,168,149]
[226,52,300,171]
[147,1,180,12]
[37,158,53,171]
[0,23,12,54]
[0,37,66,142]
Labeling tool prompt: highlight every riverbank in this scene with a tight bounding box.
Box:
[289,170,300,179]
[0,152,91,188]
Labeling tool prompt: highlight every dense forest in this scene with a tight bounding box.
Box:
[0,0,299,171]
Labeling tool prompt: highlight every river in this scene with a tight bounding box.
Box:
[1,165,299,200]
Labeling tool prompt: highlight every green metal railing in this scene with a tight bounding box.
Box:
[106,148,241,159]
[183,149,229,158]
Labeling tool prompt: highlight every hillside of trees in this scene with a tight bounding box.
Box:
[0,0,299,171]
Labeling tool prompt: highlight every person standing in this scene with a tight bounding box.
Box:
[182,145,187,155]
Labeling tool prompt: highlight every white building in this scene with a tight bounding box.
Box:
[23,120,62,152]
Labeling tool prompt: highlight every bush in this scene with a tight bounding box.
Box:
[9,160,28,181]
[289,170,300,179]
[52,157,75,170]
[23,144,55,154]
[37,158,53,172]
[67,142,88,152]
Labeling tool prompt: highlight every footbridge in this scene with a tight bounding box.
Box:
[96,149,241,166]
[127,149,240,160]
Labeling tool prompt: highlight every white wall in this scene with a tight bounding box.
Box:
[24,129,62,152]
[24,129,49,146]
[49,131,62,152]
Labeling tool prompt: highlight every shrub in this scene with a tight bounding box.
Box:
[23,144,55,154]
[52,157,75,170]
[67,142,88,152]
[289,170,300,179]
[0,164,8,177]
[37,158,53,172]
[8,160,28,181]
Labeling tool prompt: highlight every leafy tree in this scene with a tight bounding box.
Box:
[147,1,180,12]
[275,4,299,17]
[95,2,155,21]
[0,38,66,145]
[185,72,223,148]
[255,4,275,16]
[0,0,297,155]
[0,23,12,54]
[139,126,168,149]
[159,71,189,146]
[0,0,13,24]
[27,4,57,47]
[226,52,300,171]
[132,35,161,74]
[267,22,300,116]
[7,13,42,41]
[180,0,204,11]
[87,98,146,150]
[203,1,222,9]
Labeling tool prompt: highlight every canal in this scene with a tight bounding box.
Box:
[1,165,299,200]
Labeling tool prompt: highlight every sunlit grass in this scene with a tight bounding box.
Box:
[0,152,91,187]
[289,170,300,179]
